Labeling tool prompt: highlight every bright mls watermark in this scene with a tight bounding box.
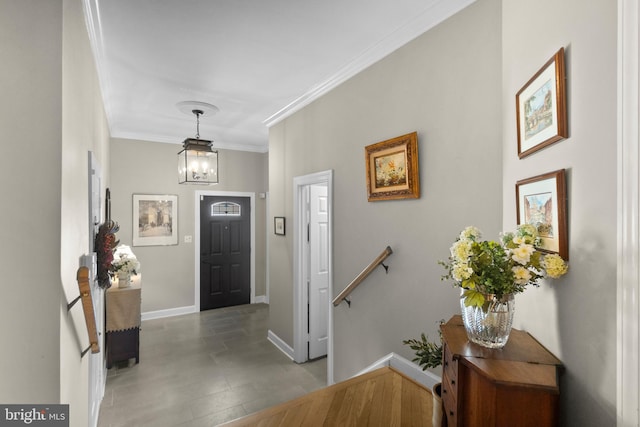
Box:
[0,405,68,426]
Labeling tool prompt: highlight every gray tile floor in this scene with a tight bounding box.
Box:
[98,303,327,427]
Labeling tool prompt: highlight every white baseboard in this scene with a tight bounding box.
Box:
[254,295,267,304]
[141,305,197,321]
[354,352,441,390]
[142,300,268,321]
[267,330,294,360]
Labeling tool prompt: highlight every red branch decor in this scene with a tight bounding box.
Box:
[94,220,119,289]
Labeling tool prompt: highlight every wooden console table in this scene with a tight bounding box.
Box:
[106,277,141,368]
[440,316,563,427]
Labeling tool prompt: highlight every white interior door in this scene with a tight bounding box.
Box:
[308,184,329,359]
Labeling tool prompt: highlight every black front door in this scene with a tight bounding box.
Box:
[200,196,251,310]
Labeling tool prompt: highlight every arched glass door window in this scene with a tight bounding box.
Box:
[211,201,241,216]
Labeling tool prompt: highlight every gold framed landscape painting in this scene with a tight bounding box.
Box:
[365,132,420,202]
[516,47,568,158]
[515,169,568,260]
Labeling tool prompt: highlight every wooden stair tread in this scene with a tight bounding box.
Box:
[220,367,433,426]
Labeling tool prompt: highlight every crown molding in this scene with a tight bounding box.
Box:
[112,130,269,153]
[82,0,116,137]
[263,0,476,128]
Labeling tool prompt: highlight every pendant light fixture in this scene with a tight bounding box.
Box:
[177,104,219,185]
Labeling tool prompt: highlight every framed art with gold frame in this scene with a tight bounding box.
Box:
[365,132,420,202]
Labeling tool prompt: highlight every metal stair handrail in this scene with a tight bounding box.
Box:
[332,246,392,307]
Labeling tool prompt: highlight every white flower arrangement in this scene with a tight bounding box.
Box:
[112,255,140,275]
[110,245,140,276]
[441,224,568,308]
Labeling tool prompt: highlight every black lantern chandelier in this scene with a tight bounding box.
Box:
[177,108,218,185]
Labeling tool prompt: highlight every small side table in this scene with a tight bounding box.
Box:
[106,277,141,368]
[440,315,563,426]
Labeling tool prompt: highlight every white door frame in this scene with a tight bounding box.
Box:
[87,152,104,427]
[293,170,334,384]
[617,0,639,424]
[194,191,256,309]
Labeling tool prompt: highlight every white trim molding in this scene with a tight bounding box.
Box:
[82,0,115,137]
[267,330,294,361]
[354,352,441,391]
[142,305,197,321]
[262,0,476,128]
[293,170,334,384]
[617,0,640,425]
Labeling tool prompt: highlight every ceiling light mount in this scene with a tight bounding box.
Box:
[176,101,220,117]
[192,109,204,139]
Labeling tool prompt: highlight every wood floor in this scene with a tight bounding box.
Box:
[220,367,434,426]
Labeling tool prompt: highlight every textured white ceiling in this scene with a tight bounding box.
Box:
[84,0,475,152]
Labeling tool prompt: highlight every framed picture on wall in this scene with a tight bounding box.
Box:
[516,47,568,158]
[132,194,178,246]
[365,132,420,201]
[274,217,285,236]
[515,169,568,260]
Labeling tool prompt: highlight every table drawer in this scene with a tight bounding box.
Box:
[442,370,458,402]
[442,372,458,427]
[443,343,458,384]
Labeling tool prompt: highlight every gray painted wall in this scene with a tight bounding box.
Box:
[0,0,619,424]
[1,1,112,425]
[60,1,113,423]
[0,0,63,403]
[268,0,502,381]
[110,139,268,313]
[502,1,617,425]
[269,0,618,423]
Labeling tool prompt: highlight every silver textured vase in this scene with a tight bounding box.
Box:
[460,292,515,349]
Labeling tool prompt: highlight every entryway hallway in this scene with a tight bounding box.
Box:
[98,303,326,426]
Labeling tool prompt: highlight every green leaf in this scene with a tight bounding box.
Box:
[463,289,485,308]
[462,279,476,289]
[402,332,443,369]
